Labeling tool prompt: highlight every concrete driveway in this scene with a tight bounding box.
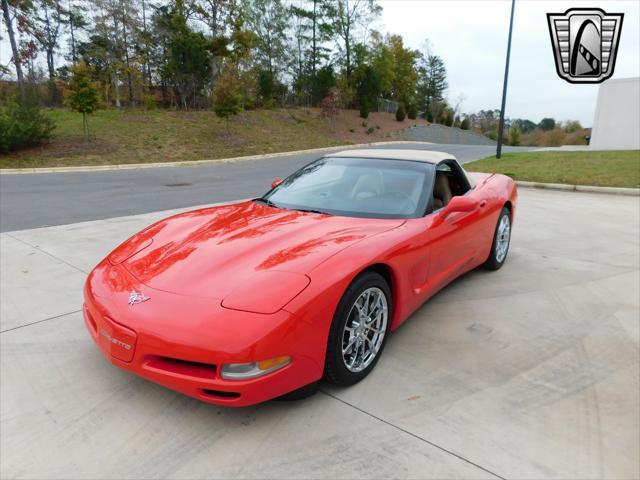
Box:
[1,188,638,479]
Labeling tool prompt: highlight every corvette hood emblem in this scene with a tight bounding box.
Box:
[128,291,150,305]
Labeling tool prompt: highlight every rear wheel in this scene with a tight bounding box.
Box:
[324,272,392,385]
[483,207,512,270]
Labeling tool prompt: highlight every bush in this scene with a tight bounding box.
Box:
[407,103,417,120]
[359,100,369,119]
[460,117,471,130]
[0,100,55,153]
[507,126,521,146]
[395,103,406,122]
[142,94,157,110]
[366,127,375,134]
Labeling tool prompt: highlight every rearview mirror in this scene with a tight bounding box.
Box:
[441,196,478,216]
[271,178,282,189]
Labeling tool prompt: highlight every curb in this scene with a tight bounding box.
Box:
[0,140,433,175]
[516,180,639,196]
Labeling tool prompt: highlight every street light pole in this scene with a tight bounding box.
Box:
[496,0,516,159]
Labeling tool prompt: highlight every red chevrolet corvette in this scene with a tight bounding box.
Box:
[84,149,516,406]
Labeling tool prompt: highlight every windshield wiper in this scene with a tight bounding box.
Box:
[294,207,328,215]
[253,197,281,209]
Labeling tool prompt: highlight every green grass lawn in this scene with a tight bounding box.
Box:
[0,108,346,168]
[465,150,640,188]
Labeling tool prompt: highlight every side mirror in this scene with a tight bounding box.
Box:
[271,178,282,189]
[441,196,479,217]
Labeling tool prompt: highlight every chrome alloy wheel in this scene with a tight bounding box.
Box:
[495,214,511,263]
[341,287,388,373]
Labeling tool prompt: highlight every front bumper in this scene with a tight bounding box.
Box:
[83,260,323,407]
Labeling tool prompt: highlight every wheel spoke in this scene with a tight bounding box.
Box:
[341,286,389,373]
[342,336,357,354]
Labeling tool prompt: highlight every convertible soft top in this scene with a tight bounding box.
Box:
[325,149,457,164]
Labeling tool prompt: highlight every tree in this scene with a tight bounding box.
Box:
[214,68,242,132]
[417,53,447,115]
[193,0,232,84]
[359,98,369,118]
[65,61,101,141]
[387,34,418,104]
[312,65,336,105]
[511,118,536,133]
[244,0,287,77]
[460,117,470,130]
[319,86,340,130]
[395,102,405,122]
[539,117,556,131]
[65,0,88,63]
[30,0,65,82]
[563,120,582,133]
[326,0,380,81]
[507,125,521,146]
[407,103,417,120]
[164,4,211,109]
[2,0,28,100]
[0,95,55,152]
[353,43,380,112]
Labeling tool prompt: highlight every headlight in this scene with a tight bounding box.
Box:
[220,356,291,380]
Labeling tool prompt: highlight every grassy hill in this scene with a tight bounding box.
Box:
[0,108,427,169]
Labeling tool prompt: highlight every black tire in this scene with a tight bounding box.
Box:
[324,271,392,386]
[482,207,512,271]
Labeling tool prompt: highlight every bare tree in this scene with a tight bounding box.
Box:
[31,0,65,81]
[2,0,26,99]
[327,0,380,80]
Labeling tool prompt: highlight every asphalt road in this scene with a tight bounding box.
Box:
[0,143,527,232]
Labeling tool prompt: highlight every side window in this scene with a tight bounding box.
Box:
[432,161,471,210]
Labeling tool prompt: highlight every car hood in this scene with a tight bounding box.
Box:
[119,201,404,301]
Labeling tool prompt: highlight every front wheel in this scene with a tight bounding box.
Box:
[482,207,512,270]
[324,272,392,386]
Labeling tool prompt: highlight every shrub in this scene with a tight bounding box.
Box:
[348,128,355,133]
[407,103,417,120]
[361,120,367,127]
[395,103,406,122]
[0,99,55,153]
[507,126,521,146]
[359,99,369,119]
[320,87,341,131]
[460,117,470,130]
[366,127,375,134]
[142,94,157,110]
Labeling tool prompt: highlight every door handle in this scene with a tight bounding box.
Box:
[479,200,487,208]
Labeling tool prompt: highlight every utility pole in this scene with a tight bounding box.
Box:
[496,0,516,158]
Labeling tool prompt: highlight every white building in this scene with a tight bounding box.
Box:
[590,77,640,150]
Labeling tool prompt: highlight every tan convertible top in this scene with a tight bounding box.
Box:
[325,149,456,164]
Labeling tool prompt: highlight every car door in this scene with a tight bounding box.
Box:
[425,161,486,291]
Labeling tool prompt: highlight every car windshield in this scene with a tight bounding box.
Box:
[259,157,434,219]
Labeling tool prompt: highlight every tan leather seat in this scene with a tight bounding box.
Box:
[433,173,453,209]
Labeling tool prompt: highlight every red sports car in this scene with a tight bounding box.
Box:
[84,149,517,406]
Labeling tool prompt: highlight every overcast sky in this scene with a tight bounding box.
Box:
[2,0,639,126]
[379,0,640,126]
